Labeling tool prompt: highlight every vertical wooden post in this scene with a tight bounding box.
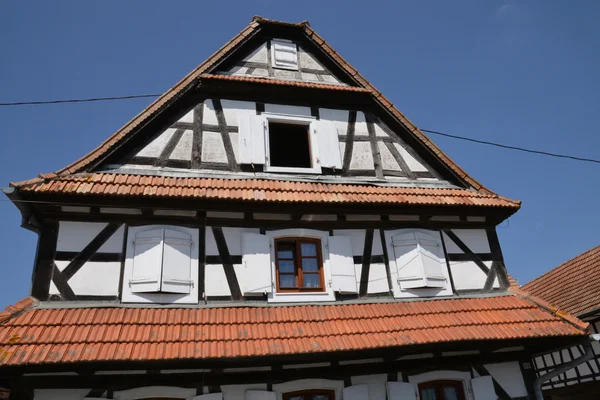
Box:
[30,221,58,300]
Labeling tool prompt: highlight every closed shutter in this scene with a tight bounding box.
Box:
[161,229,193,294]
[471,376,496,399]
[239,115,267,164]
[241,233,273,294]
[316,120,342,169]
[192,394,223,400]
[130,228,163,293]
[386,382,417,400]
[329,236,358,293]
[392,230,446,289]
[343,384,369,400]
[245,390,276,400]
[272,40,298,69]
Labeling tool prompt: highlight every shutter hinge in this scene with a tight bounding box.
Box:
[328,279,332,288]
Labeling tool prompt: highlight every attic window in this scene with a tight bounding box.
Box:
[271,39,298,70]
[268,121,312,168]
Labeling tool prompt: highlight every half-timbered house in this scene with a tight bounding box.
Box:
[0,16,593,400]
[523,246,600,400]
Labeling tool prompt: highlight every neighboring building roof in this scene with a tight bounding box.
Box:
[523,245,600,317]
[0,291,587,367]
[8,16,514,204]
[11,173,520,210]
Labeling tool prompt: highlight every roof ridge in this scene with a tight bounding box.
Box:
[522,245,600,290]
[508,286,588,331]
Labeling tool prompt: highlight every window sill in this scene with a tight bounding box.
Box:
[269,290,335,303]
[264,165,322,174]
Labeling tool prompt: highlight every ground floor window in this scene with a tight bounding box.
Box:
[283,389,335,400]
[418,380,466,400]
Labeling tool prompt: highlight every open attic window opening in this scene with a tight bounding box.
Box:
[268,121,312,168]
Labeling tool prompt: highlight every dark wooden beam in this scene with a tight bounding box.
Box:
[212,99,240,172]
[379,229,394,293]
[341,111,357,176]
[51,263,75,300]
[443,231,490,274]
[359,229,374,297]
[211,227,242,300]
[30,221,58,301]
[156,128,185,167]
[472,365,512,400]
[365,113,384,179]
[191,103,204,169]
[384,141,416,179]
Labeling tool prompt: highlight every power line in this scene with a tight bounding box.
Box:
[421,129,600,164]
[0,93,598,164]
[0,94,161,106]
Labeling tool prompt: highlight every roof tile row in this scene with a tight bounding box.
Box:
[0,294,587,367]
[13,173,520,209]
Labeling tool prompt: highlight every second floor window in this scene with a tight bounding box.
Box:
[283,390,335,400]
[275,238,324,292]
[418,380,466,400]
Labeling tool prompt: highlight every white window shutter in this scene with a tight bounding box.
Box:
[316,120,342,169]
[161,229,193,294]
[471,376,497,400]
[130,228,163,293]
[343,384,369,400]
[245,391,276,400]
[241,233,273,294]
[386,382,418,400]
[192,394,223,400]
[392,231,425,289]
[239,115,266,164]
[271,40,298,70]
[329,236,358,293]
[416,231,446,288]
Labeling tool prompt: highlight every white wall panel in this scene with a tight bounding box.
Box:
[54,261,120,296]
[264,104,311,116]
[205,264,231,296]
[442,230,490,254]
[57,222,124,253]
[484,362,527,398]
[449,261,492,291]
[368,263,389,294]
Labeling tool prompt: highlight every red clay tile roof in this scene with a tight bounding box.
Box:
[201,74,371,92]
[10,17,500,199]
[11,173,520,210]
[522,246,600,317]
[0,294,587,367]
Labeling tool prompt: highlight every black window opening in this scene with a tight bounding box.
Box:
[268,121,312,168]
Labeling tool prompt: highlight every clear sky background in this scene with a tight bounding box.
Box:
[0,1,598,307]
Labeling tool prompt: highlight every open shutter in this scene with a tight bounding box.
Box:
[386,382,417,400]
[245,391,276,400]
[471,376,497,400]
[329,236,358,293]
[316,120,342,169]
[161,229,193,293]
[416,231,445,288]
[239,115,267,165]
[343,384,369,400]
[241,233,273,294]
[130,228,163,293]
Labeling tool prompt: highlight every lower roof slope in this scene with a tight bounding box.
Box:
[0,292,587,367]
[523,245,600,317]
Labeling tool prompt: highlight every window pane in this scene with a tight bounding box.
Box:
[302,258,319,272]
[301,243,317,257]
[420,388,437,400]
[279,274,297,288]
[313,395,331,400]
[278,260,295,273]
[303,274,321,288]
[277,249,294,259]
[442,387,458,400]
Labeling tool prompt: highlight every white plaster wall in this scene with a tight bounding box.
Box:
[483,362,528,398]
[442,229,495,291]
[137,129,174,158]
[221,383,267,400]
[320,108,350,136]
[51,261,120,296]
[57,222,124,253]
[442,230,490,254]
[354,112,369,137]
[449,261,493,291]
[378,142,401,171]
[264,103,311,116]
[349,142,374,170]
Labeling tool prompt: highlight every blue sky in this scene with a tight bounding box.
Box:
[0,1,598,307]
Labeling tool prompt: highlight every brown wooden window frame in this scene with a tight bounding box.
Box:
[274,237,325,293]
[418,380,467,400]
[282,389,335,400]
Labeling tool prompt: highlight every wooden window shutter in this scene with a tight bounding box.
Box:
[343,384,370,400]
[471,376,496,400]
[386,382,418,400]
[238,114,267,165]
[241,233,273,294]
[316,120,342,169]
[271,40,298,70]
[329,236,358,293]
[160,229,193,294]
[392,230,446,289]
[130,228,164,293]
[245,391,277,400]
